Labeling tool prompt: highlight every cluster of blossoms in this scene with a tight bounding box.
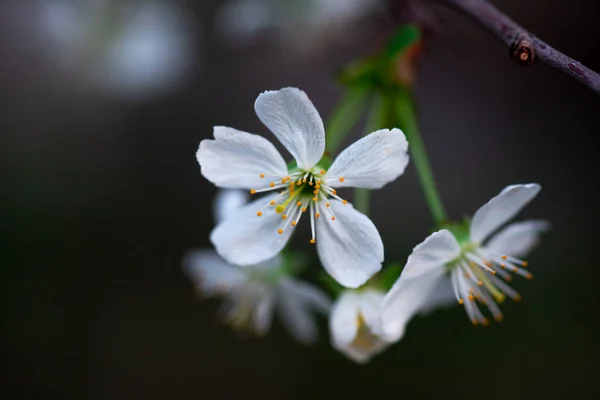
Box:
[188,87,548,363]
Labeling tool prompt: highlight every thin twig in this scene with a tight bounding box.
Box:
[437,0,600,95]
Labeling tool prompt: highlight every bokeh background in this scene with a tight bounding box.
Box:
[2,0,600,398]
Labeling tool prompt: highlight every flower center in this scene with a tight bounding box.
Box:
[350,312,383,352]
[249,167,348,243]
[448,242,532,325]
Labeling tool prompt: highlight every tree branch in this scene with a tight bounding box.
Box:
[437,0,600,95]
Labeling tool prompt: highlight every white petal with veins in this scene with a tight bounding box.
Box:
[485,220,550,258]
[470,183,541,244]
[198,126,288,189]
[210,195,293,266]
[254,87,325,170]
[326,128,409,189]
[316,201,384,288]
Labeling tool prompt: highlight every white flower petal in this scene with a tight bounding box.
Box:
[197,126,288,189]
[332,290,389,364]
[357,289,385,328]
[254,88,325,169]
[485,220,550,258]
[210,195,293,266]
[378,268,447,342]
[282,278,332,314]
[416,274,455,316]
[316,201,384,288]
[377,230,459,342]
[329,291,361,348]
[470,183,541,244]
[401,230,461,280]
[326,128,409,189]
[276,279,324,345]
[254,288,276,334]
[182,250,245,296]
[341,341,388,364]
[213,189,249,223]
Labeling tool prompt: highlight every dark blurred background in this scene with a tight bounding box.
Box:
[2,0,600,398]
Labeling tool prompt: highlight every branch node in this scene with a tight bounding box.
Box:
[509,38,535,67]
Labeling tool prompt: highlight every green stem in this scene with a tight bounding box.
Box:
[393,89,447,225]
[354,94,386,215]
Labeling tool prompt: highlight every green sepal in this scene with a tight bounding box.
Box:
[384,24,421,61]
[337,56,383,89]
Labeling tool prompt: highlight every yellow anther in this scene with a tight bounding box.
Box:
[296,181,302,186]
[331,189,337,195]
[301,208,306,212]
[315,213,320,219]
[501,255,507,260]
[484,261,492,267]
[495,314,504,322]
[342,200,348,205]
[525,273,534,280]
[472,319,479,326]
[522,261,529,267]
[513,294,522,302]
[512,267,518,273]
[269,182,275,188]
[500,263,506,269]
[310,239,315,244]
[250,189,256,194]
[320,169,326,174]
[308,181,313,186]
[339,177,345,182]
[504,275,513,282]
[270,200,276,206]
[477,280,483,286]
[275,205,285,214]
[468,294,474,301]
[302,179,307,183]
[491,270,497,275]
[256,211,262,217]
[281,214,287,220]
[313,190,318,194]
[465,273,471,279]
[281,178,286,183]
[259,173,265,178]
[296,201,302,206]
[482,318,490,326]
[331,216,335,221]
[326,203,330,208]
[312,197,318,201]
[291,221,297,226]
[277,228,283,234]
[458,299,464,305]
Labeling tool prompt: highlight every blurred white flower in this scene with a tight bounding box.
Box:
[184,250,331,344]
[37,0,197,99]
[215,0,384,51]
[197,87,409,288]
[330,289,389,364]
[378,184,549,342]
[184,189,331,344]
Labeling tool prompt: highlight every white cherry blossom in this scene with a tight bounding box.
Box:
[183,189,331,344]
[330,289,389,364]
[197,87,409,288]
[378,184,549,342]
